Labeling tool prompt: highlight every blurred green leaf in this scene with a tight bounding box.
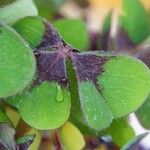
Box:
[98,12,112,50]
[102,12,111,34]
[136,94,150,129]
[103,118,135,147]
[121,133,148,150]
[120,0,150,44]
[33,0,64,20]
[0,22,36,98]
[53,19,89,50]
[0,0,38,25]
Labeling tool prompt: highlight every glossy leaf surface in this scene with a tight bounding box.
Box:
[14,16,45,49]
[11,82,70,130]
[54,19,89,50]
[0,22,36,98]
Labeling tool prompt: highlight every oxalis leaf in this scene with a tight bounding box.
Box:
[53,19,89,51]
[8,17,150,131]
[11,81,71,130]
[0,0,38,25]
[0,22,36,98]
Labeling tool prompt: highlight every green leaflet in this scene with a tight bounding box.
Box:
[120,0,150,44]
[102,118,135,147]
[79,81,112,130]
[33,0,64,20]
[13,16,45,49]
[99,56,150,118]
[0,22,36,98]
[0,0,38,25]
[53,19,89,50]
[136,94,150,129]
[9,82,71,130]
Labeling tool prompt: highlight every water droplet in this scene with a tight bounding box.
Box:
[56,85,64,102]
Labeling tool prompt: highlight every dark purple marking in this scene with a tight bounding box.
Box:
[32,20,113,90]
[116,28,136,51]
[35,51,68,87]
[36,21,63,50]
[72,53,109,83]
